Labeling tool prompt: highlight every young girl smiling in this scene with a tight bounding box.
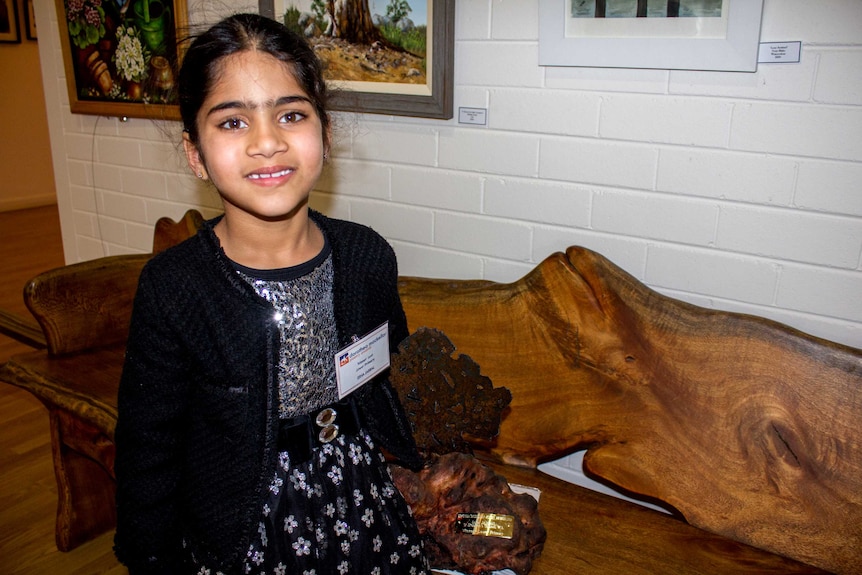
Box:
[113,13,429,575]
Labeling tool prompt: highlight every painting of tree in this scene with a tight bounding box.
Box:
[261,0,454,118]
[277,0,428,86]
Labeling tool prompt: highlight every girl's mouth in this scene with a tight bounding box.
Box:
[247,168,293,180]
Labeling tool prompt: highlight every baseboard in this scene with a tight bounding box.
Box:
[0,196,58,212]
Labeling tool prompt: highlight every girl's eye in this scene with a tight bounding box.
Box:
[280,111,307,124]
[219,117,247,130]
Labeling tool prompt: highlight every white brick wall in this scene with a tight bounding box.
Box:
[34,0,862,501]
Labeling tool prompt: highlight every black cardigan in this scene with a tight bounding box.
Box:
[114,211,420,574]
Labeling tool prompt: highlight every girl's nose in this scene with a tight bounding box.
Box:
[247,121,286,157]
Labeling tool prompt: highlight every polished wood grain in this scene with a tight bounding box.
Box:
[0,205,122,574]
[398,246,862,575]
[487,463,829,575]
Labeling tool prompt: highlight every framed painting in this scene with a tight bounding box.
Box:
[259,0,454,119]
[56,0,188,120]
[0,0,21,43]
[539,0,764,72]
[25,0,36,40]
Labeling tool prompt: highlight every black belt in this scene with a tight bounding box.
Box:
[278,398,361,464]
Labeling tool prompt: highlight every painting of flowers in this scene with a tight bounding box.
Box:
[57,0,188,119]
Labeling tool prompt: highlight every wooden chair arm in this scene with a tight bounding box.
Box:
[21,209,205,356]
[24,254,151,355]
[0,308,46,349]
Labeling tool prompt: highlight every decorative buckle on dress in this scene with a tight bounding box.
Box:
[315,407,339,443]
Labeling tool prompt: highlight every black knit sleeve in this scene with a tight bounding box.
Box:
[113,259,191,573]
[359,233,423,470]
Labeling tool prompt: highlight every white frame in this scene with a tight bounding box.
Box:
[539,0,764,72]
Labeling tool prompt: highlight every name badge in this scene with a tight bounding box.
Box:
[335,322,390,398]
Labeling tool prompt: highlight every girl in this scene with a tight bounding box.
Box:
[113,13,429,575]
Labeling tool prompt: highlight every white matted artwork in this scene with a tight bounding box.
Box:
[539,0,764,72]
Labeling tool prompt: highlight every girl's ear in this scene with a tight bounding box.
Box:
[182,132,208,180]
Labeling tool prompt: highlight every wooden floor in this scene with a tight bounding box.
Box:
[0,205,124,574]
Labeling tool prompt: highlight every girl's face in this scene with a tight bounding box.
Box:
[183,50,327,223]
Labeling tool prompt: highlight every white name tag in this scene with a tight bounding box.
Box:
[335,322,390,399]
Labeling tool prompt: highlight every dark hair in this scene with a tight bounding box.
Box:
[178,13,330,150]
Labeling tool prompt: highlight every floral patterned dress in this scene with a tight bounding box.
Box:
[191,241,429,575]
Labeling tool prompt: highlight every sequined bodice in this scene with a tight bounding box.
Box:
[236,252,338,418]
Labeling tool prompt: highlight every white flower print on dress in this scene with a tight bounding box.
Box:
[327,465,343,484]
[390,552,401,564]
[269,474,283,495]
[278,451,290,471]
[258,521,268,547]
[337,560,350,574]
[292,537,311,556]
[362,508,375,527]
[373,535,383,552]
[348,443,362,464]
[251,550,265,566]
[284,515,298,534]
[290,468,307,491]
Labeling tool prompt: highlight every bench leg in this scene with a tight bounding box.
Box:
[48,408,117,551]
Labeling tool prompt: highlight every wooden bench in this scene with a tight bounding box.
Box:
[1,211,859,574]
[397,247,861,575]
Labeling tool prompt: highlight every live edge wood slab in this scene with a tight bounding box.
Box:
[1,210,858,574]
[398,246,862,575]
